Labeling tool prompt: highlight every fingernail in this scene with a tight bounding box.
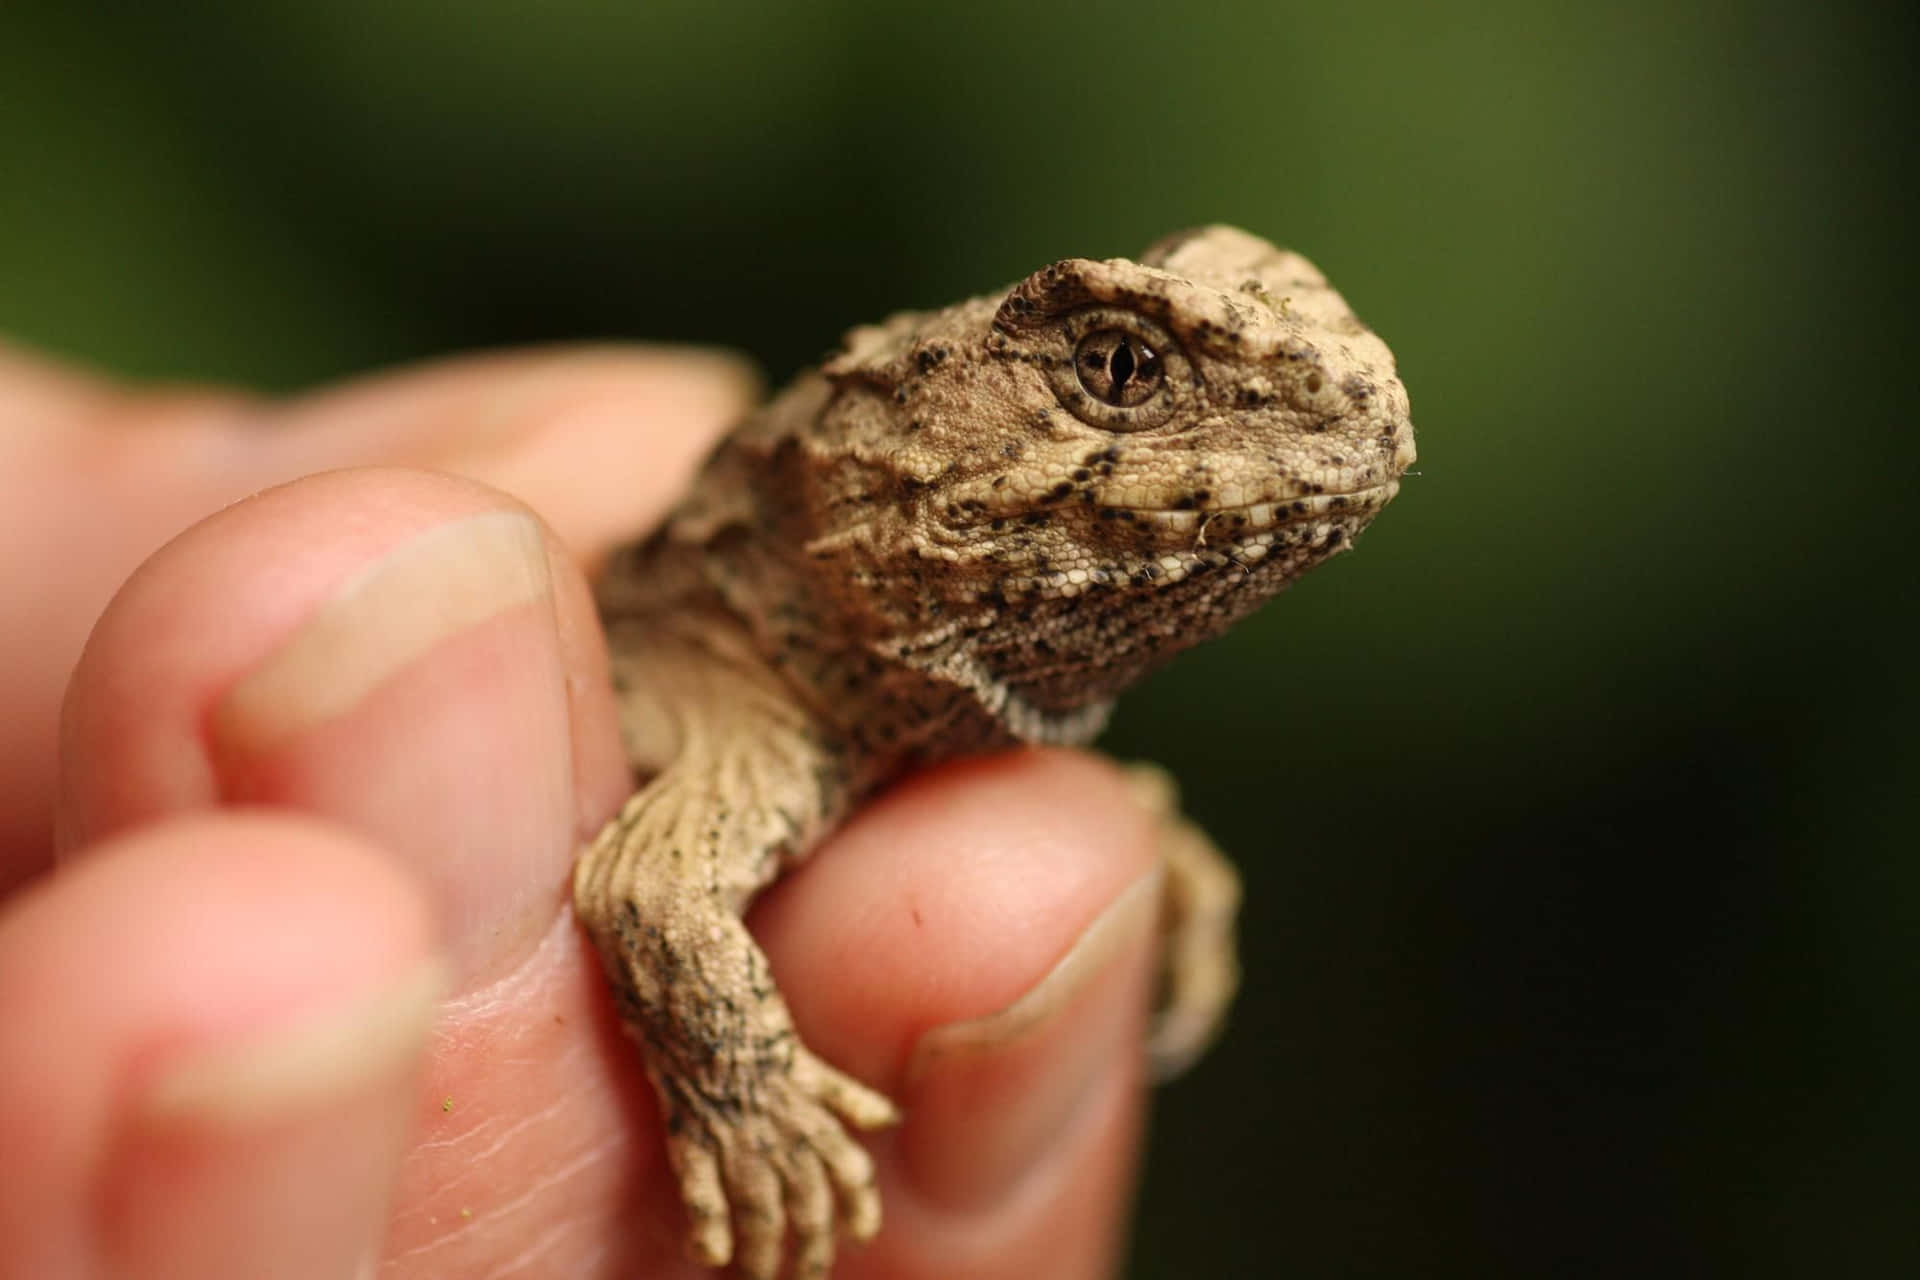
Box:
[212,510,552,755]
[206,509,571,985]
[141,956,448,1127]
[902,865,1161,1209]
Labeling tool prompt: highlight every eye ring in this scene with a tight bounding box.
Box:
[1046,308,1192,431]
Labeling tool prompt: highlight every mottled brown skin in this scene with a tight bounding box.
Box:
[575,225,1416,1278]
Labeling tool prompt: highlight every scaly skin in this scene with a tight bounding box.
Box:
[575,225,1416,1277]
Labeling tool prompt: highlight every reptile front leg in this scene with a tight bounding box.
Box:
[573,616,897,1280]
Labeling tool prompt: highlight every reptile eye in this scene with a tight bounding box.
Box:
[1074,330,1165,407]
[1046,308,1190,431]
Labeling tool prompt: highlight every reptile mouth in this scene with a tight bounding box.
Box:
[1113,482,1398,537]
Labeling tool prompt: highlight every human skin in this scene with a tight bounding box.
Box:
[0,341,1159,1279]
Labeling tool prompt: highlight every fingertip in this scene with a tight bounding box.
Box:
[753,749,1158,1279]
[267,344,761,560]
[757,749,1158,1084]
[450,344,761,561]
[0,812,440,1280]
[57,468,630,987]
[4,340,746,890]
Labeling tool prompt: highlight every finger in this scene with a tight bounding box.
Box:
[1,339,756,888]
[0,812,442,1280]
[1,337,756,561]
[52,467,702,1277]
[752,749,1162,1280]
[263,344,760,558]
[0,363,258,886]
[57,467,631,989]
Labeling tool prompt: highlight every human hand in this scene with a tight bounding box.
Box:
[0,342,1160,1278]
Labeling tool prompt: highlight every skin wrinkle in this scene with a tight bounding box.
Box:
[431,905,580,1019]
[414,1090,575,1168]
[384,899,619,1270]
[573,226,1415,1275]
[476,1217,599,1280]
[382,1133,616,1269]
[461,1142,614,1239]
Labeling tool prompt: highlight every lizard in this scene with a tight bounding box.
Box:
[574,224,1417,1278]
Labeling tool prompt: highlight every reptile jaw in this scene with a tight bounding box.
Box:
[1126,481,1399,538]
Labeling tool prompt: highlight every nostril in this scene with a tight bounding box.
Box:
[1304,371,1324,394]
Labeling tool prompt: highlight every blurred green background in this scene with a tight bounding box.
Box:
[3,2,1910,1275]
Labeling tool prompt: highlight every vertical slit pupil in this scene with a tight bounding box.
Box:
[1110,339,1136,392]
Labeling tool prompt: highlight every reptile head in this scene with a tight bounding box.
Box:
[806,225,1416,721]
[980,224,1413,561]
